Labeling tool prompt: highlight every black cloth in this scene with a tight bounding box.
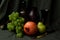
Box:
[0,0,60,40]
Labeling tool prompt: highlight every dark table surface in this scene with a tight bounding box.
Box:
[0,29,60,40]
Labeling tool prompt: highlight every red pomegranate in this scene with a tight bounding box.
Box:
[24,21,37,35]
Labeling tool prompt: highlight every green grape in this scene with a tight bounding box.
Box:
[7,23,15,31]
[8,12,19,21]
[17,22,20,26]
[16,32,23,38]
[8,11,24,38]
[21,17,24,21]
[11,12,15,15]
[12,17,17,21]
[18,22,21,26]
[19,26,22,30]
[15,26,22,33]
[16,18,24,26]
[9,15,12,20]
[15,26,20,33]
[11,21,16,26]
[16,29,19,33]
[8,13,14,21]
[16,19,20,26]
[12,16,17,21]
[19,17,24,21]
[16,19,20,22]
[12,20,19,26]
[11,20,14,24]
[19,17,24,24]
[14,21,18,26]
[13,12,19,18]
[15,12,19,17]
[21,24,24,27]
[17,22,24,27]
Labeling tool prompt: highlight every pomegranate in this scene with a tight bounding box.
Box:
[24,21,37,35]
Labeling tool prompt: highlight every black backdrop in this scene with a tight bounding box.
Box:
[0,0,60,40]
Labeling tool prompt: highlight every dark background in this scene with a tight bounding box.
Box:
[0,0,60,40]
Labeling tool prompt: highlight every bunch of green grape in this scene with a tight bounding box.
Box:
[7,12,24,38]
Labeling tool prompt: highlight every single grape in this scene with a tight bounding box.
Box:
[11,21,14,24]
[15,26,22,33]
[9,15,12,20]
[19,17,24,24]
[16,32,23,38]
[19,17,24,21]
[17,22,20,26]
[14,21,18,26]
[16,29,20,33]
[21,17,24,21]
[13,17,17,21]
[16,26,22,30]
[21,24,24,27]
[17,22,24,27]
[15,12,19,17]
[16,19,20,22]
